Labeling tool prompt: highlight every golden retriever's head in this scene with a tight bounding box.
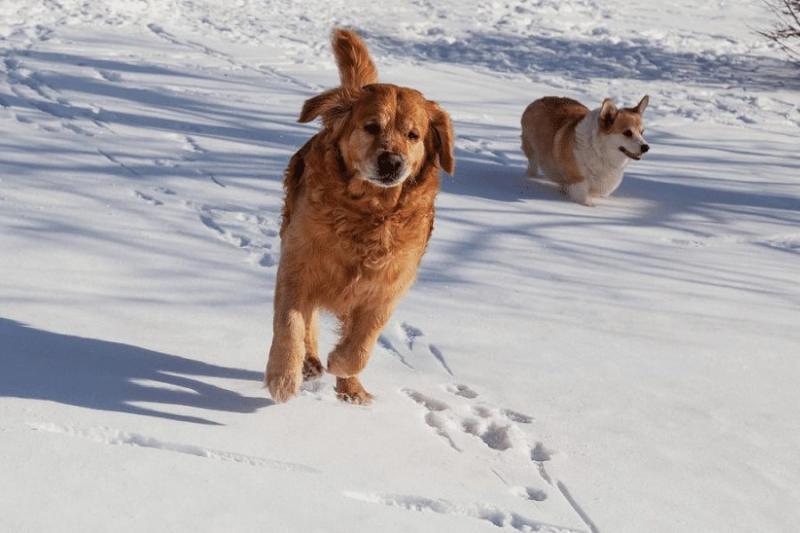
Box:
[297,29,454,188]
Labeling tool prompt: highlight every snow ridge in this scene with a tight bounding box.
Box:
[28,422,318,473]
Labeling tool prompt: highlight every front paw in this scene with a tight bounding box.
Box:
[266,369,301,403]
[565,182,593,206]
[302,355,324,381]
[335,377,373,405]
[568,192,594,207]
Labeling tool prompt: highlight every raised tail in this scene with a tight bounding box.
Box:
[331,28,378,89]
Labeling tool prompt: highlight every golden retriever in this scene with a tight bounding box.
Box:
[265,29,455,404]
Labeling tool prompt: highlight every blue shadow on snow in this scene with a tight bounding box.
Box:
[0,318,272,425]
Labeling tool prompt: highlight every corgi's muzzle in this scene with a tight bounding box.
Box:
[619,144,649,161]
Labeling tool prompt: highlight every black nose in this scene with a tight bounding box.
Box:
[641,144,650,153]
[377,152,403,178]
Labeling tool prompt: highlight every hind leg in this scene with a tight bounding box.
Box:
[526,156,539,178]
[520,135,539,177]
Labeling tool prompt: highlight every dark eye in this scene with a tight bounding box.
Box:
[623,129,633,137]
[407,130,419,141]
[364,123,380,135]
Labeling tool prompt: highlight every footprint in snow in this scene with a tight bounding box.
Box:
[96,69,122,82]
[341,491,567,533]
[195,206,280,268]
[132,190,163,206]
[181,135,205,159]
[402,386,533,452]
[669,233,800,251]
[378,322,454,376]
[398,386,598,532]
[511,486,548,502]
[446,383,478,399]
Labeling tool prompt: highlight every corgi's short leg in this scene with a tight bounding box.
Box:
[520,135,539,177]
[526,157,539,178]
[566,180,593,206]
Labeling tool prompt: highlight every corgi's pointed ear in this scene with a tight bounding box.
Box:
[599,98,618,129]
[635,95,649,115]
[427,101,455,175]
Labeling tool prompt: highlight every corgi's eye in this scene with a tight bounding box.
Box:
[407,130,419,141]
[623,129,633,137]
[364,124,380,135]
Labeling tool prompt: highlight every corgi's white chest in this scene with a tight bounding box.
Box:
[588,166,626,197]
[573,112,629,197]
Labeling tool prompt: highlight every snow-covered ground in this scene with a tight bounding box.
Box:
[1,1,798,532]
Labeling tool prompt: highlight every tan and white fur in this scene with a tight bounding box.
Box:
[520,95,650,206]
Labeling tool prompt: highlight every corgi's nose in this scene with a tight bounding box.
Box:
[641,144,650,154]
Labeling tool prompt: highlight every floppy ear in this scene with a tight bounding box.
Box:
[298,87,359,132]
[299,88,346,124]
[427,101,455,175]
[634,94,649,115]
[599,98,618,129]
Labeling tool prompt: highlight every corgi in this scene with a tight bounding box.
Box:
[520,95,650,206]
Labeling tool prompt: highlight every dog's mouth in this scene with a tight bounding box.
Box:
[367,164,410,188]
[367,174,403,188]
[356,162,407,188]
[379,174,401,185]
[619,147,642,161]
[361,175,402,189]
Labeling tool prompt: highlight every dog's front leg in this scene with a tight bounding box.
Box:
[565,180,594,207]
[327,305,392,404]
[302,308,324,381]
[265,276,308,403]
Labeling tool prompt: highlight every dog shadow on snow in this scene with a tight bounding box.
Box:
[428,128,800,306]
[446,126,800,226]
[0,318,272,425]
[365,30,800,91]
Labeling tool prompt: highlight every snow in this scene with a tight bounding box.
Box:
[1,1,798,532]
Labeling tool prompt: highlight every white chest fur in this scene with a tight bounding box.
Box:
[573,110,630,197]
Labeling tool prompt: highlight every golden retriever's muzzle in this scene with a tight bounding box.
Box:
[376,151,406,185]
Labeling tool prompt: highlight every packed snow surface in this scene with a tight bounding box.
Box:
[1,1,798,532]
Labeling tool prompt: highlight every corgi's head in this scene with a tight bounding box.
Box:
[597,96,650,161]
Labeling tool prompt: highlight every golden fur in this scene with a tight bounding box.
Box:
[265,29,455,404]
